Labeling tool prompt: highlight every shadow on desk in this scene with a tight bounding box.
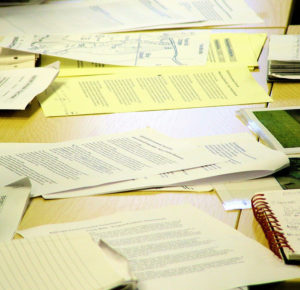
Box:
[250,280,300,290]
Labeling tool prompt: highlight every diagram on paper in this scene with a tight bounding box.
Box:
[5,31,210,66]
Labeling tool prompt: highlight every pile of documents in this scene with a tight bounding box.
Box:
[0,0,269,113]
[267,34,300,81]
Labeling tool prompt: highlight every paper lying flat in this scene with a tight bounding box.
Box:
[18,204,300,290]
[38,65,271,117]
[0,63,59,110]
[0,231,137,290]
[208,33,266,70]
[43,132,289,199]
[0,30,210,67]
[0,178,31,241]
[151,0,263,29]
[0,128,224,197]
[0,0,203,34]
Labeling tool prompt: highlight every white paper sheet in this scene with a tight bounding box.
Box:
[43,133,289,199]
[0,128,223,197]
[0,178,31,241]
[0,0,203,34]
[19,204,300,290]
[150,0,263,29]
[0,63,59,110]
[268,35,300,61]
[0,30,210,66]
[0,231,137,290]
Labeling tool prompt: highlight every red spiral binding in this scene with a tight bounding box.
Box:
[251,193,294,260]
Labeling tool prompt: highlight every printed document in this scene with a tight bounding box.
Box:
[0,178,31,241]
[0,30,210,66]
[0,0,203,34]
[43,132,289,199]
[0,231,137,290]
[38,65,271,117]
[19,205,300,290]
[0,128,223,197]
[152,0,263,29]
[0,63,59,110]
[208,33,266,70]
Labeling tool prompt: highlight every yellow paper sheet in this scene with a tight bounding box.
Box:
[207,33,266,70]
[38,65,271,117]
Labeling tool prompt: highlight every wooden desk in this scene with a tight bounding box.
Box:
[243,0,294,28]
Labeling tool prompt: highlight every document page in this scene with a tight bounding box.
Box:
[0,63,58,110]
[0,178,31,241]
[0,0,203,34]
[0,128,223,197]
[44,133,289,199]
[0,30,210,66]
[0,231,136,290]
[19,205,300,290]
[208,33,266,69]
[38,65,271,117]
[153,0,263,29]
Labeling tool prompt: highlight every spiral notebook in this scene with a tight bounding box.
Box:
[251,189,300,264]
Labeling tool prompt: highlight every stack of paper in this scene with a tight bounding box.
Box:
[267,35,300,81]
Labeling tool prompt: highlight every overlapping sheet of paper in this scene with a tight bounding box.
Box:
[38,65,271,117]
[42,132,289,199]
[0,231,137,290]
[0,128,224,197]
[0,63,59,110]
[0,0,262,35]
[0,32,266,74]
[18,204,300,290]
[0,0,203,34]
[0,130,288,199]
[0,178,31,241]
[0,30,211,67]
